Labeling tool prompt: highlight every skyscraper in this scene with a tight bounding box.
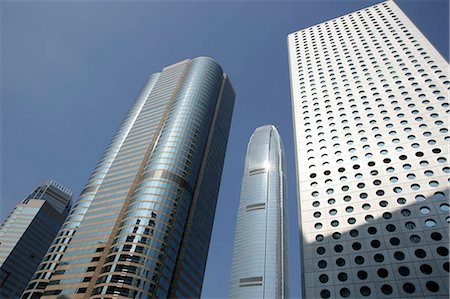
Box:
[288,1,449,298]
[0,180,72,299]
[22,57,235,298]
[228,125,289,299]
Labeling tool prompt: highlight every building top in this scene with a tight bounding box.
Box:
[23,180,72,215]
[287,0,393,36]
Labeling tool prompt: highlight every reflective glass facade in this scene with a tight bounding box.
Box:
[22,57,235,298]
[0,181,72,298]
[229,125,289,299]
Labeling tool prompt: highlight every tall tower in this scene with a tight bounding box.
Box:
[0,180,72,298]
[228,125,289,299]
[22,57,235,298]
[288,1,449,298]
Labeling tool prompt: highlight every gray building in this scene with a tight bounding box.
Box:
[229,125,289,299]
[0,180,72,298]
[288,0,449,298]
[23,57,235,299]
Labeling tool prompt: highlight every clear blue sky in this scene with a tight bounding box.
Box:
[1,0,448,298]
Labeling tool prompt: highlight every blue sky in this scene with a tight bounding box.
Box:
[1,0,448,298]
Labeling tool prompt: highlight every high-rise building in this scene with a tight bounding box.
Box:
[22,56,235,299]
[288,1,449,298]
[228,125,289,299]
[0,180,72,298]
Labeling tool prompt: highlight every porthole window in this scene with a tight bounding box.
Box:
[355,255,365,264]
[434,192,445,200]
[336,258,346,266]
[386,224,396,232]
[340,288,350,298]
[368,227,377,235]
[316,234,324,242]
[440,203,450,211]
[390,237,400,246]
[420,160,429,167]
[334,244,343,253]
[431,232,442,241]
[403,283,415,294]
[377,268,388,278]
[425,219,436,227]
[381,284,393,295]
[405,221,416,230]
[319,274,329,283]
[338,272,348,281]
[436,247,448,257]
[365,215,374,222]
[320,289,330,299]
[410,234,421,243]
[398,266,410,276]
[317,247,326,255]
[426,281,440,293]
[407,173,416,179]
[420,206,430,214]
[357,270,368,280]
[374,253,385,262]
[371,239,380,248]
[394,251,405,261]
[420,264,433,274]
[360,286,371,297]
[415,249,427,258]
[318,260,327,268]
[429,181,439,187]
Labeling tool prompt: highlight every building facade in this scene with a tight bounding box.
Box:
[0,180,72,298]
[228,125,289,299]
[288,1,449,298]
[22,57,235,298]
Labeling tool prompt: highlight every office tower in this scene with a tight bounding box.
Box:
[288,1,449,298]
[229,125,289,299]
[0,180,72,298]
[22,56,235,299]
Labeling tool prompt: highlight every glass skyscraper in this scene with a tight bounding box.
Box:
[288,1,449,298]
[0,180,72,299]
[228,125,289,299]
[22,57,235,298]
